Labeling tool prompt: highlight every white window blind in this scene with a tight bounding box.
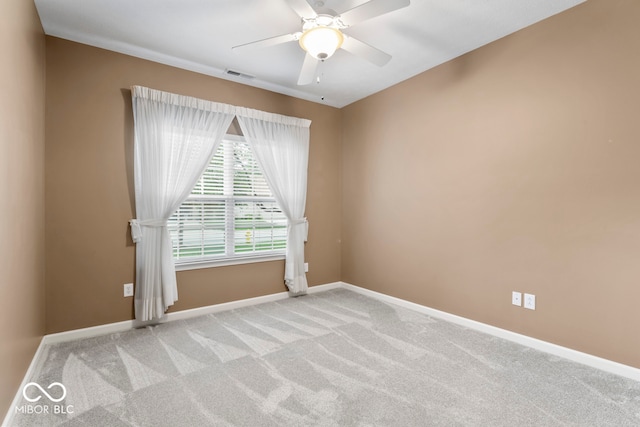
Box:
[168,135,287,267]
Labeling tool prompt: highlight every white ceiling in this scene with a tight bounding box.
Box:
[34,0,586,108]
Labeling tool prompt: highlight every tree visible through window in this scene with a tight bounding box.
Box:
[168,135,287,265]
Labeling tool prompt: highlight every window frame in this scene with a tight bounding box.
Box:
[171,134,287,271]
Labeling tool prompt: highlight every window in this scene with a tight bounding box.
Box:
[168,135,287,269]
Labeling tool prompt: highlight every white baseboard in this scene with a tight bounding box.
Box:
[43,282,343,345]
[341,282,640,382]
[46,280,640,381]
[5,280,640,426]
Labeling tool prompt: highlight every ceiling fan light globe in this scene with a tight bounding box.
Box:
[299,26,343,60]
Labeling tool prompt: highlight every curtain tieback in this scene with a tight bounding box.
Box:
[289,217,309,242]
[129,218,168,243]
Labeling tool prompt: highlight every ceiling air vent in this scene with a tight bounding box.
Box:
[225,69,255,79]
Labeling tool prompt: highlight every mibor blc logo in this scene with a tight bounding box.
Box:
[15,382,74,415]
[23,382,66,402]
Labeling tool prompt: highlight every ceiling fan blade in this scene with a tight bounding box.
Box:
[285,0,317,19]
[232,33,299,51]
[297,53,318,85]
[339,0,410,26]
[341,35,391,67]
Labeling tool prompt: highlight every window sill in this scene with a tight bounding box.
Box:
[174,253,286,271]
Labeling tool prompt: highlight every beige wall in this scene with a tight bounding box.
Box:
[45,38,342,333]
[0,0,46,417]
[342,0,640,368]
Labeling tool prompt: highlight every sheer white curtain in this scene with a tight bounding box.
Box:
[130,86,235,321]
[236,108,311,295]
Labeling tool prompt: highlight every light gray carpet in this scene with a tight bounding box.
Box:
[10,289,640,426]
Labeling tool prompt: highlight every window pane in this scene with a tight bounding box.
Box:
[191,150,224,196]
[168,200,226,259]
[233,141,272,197]
[234,200,287,253]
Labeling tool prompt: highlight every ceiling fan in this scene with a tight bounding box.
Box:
[232,0,410,85]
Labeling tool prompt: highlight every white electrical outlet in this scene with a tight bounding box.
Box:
[524,293,536,310]
[304,262,309,273]
[512,291,522,306]
[123,283,134,297]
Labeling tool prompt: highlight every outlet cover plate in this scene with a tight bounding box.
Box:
[524,293,536,310]
[124,283,134,297]
[512,291,522,306]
